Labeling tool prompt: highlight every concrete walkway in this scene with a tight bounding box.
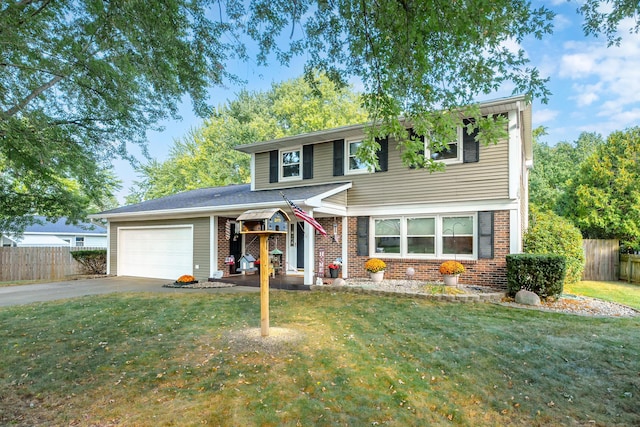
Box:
[0,276,258,307]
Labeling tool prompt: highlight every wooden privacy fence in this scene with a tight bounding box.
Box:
[582,239,619,281]
[0,247,100,282]
[620,254,640,284]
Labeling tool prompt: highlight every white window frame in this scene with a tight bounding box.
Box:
[424,126,463,165]
[346,138,371,175]
[75,236,85,247]
[370,213,476,259]
[279,147,302,181]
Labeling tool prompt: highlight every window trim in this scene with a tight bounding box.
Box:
[424,126,464,165]
[370,213,477,259]
[75,236,85,247]
[279,147,302,181]
[346,138,371,175]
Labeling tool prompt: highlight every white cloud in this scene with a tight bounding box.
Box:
[571,82,602,106]
[534,108,560,124]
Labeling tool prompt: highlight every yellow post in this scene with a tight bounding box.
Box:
[259,233,270,337]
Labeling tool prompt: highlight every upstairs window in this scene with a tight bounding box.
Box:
[280,148,301,180]
[347,140,369,173]
[426,127,463,164]
[75,236,85,247]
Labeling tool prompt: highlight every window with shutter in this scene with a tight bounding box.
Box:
[280,147,301,181]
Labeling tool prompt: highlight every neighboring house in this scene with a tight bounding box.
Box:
[94,95,532,285]
[1,216,108,248]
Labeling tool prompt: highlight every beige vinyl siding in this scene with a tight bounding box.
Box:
[109,217,210,281]
[254,138,509,206]
[324,191,347,205]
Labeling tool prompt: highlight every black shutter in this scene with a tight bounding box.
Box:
[333,139,344,176]
[376,137,388,172]
[463,120,479,163]
[408,128,425,169]
[357,216,369,256]
[303,145,314,180]
[269,150,279,183]
[478,211,494,259]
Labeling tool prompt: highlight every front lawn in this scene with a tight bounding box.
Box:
[565,280,640,310]
[0,292,638,426]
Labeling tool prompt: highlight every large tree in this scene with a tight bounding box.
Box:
[127,75,367,203]
[1,0,235,233]
[4,0,633,233]
[561,127,640,252]
[529,131,603,212]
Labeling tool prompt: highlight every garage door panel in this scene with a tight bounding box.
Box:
[118,227,193,280]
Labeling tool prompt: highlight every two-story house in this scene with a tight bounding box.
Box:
[95,95,532,286]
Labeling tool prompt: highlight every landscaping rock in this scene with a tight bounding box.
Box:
[333,278,346,286]
[515,289,541,306]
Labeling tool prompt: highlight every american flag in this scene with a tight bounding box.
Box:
[281,192,327,236]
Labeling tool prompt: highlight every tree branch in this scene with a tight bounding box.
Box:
[2,74,64,119]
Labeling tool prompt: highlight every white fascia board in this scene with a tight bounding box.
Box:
[347,199,521,217]
[314,204,348,216]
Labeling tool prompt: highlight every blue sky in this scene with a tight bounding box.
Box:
[113,1,640,203]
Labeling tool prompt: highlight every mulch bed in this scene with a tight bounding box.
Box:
[163,281,236,289]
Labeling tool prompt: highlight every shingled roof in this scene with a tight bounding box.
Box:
[26,216,106,234]
[96,182,351,218]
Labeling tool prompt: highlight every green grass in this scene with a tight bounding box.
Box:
[565,280,640,310]
[1,291,638,426]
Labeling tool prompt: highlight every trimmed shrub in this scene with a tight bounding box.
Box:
[71,249,107,275]
[524,207,585,285]
[506,254,566,299]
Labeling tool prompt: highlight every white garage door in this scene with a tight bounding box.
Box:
[118,226,193,280]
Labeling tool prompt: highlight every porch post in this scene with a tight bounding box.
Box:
[341,216,348,278]
[304,215,316,285]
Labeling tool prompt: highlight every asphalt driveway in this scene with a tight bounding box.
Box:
[0,276,258,307]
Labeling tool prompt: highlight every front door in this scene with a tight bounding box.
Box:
[296,223,305,269]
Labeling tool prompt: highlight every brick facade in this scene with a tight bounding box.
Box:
[216,217,289,278]
[216,211,510,287]
[314,218,344,277]
[345,210,510,288]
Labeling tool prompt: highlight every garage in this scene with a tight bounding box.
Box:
[117,226,193,280]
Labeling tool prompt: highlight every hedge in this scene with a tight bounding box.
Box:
[506,253,566,299]
[71,249,107,275]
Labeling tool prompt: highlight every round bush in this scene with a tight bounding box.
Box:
[524,207,585,285]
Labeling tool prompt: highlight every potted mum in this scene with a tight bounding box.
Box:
[327,262,341,278]
[439,261,465,286]
[365,258,386,283]
[175,274,197,286]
